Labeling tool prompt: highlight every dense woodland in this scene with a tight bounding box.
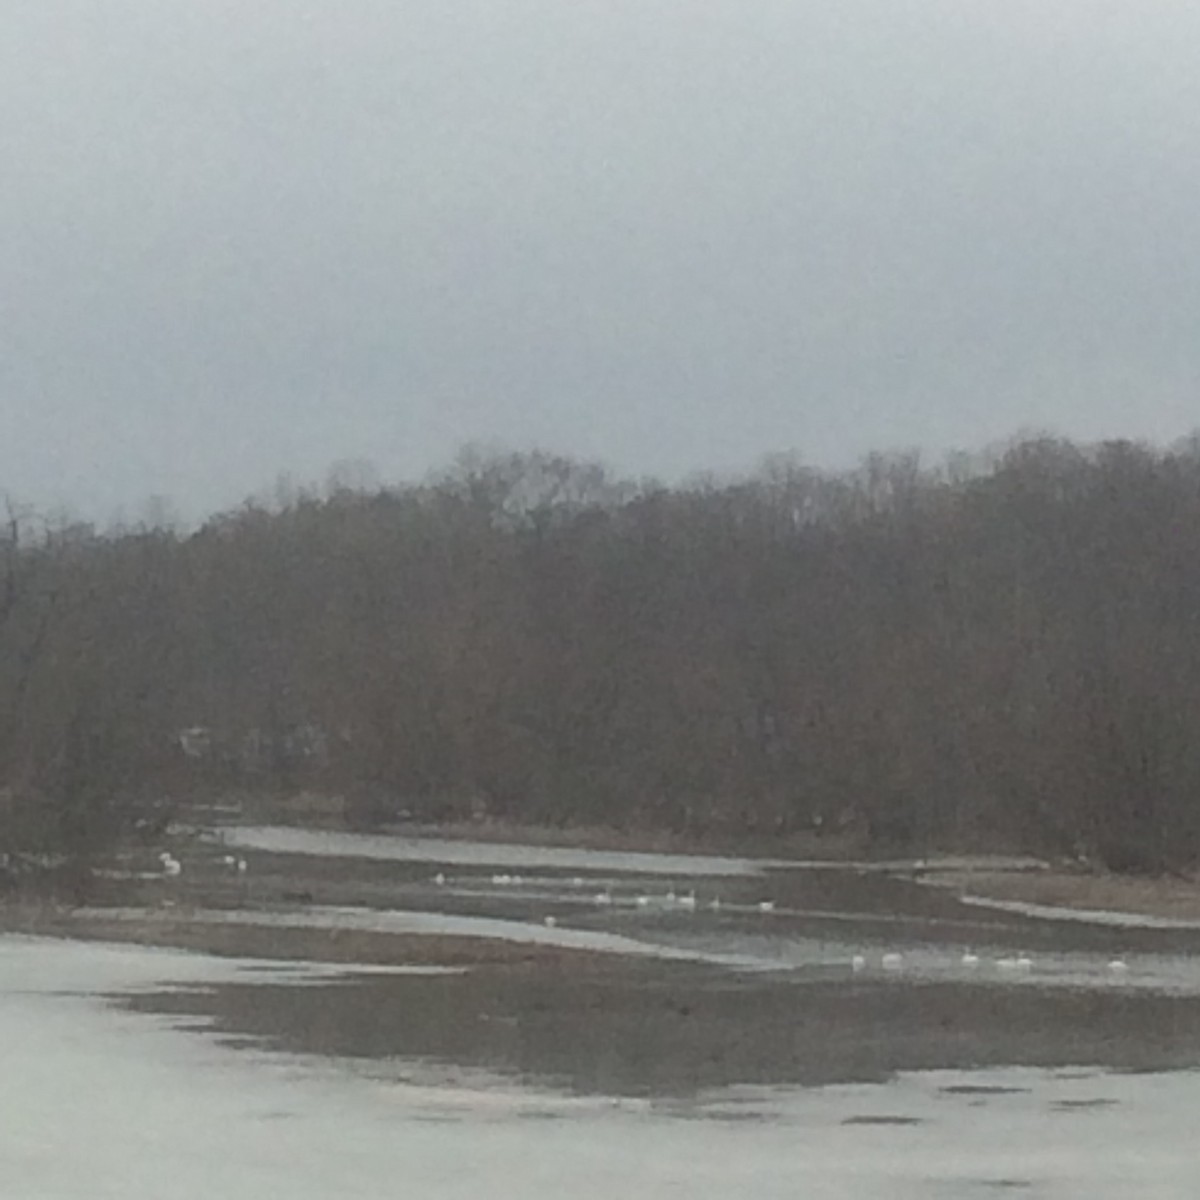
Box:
[4,434,1200,877]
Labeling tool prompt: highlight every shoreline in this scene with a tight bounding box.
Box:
[0,903,611,970]
[237,817,1200,926]
[920,865,1200,925]
[8,817,1200,961]
[235,807,864,862]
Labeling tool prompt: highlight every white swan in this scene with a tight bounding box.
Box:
[998,954,1033,972]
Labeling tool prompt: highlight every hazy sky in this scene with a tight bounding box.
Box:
[4,1,1199,519]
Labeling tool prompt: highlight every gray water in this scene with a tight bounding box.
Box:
[4,936,1199,1199]
[215,824,1200,994]
[8,827,1200,1196]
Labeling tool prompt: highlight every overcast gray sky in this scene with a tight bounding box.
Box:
[4,0,1199,519]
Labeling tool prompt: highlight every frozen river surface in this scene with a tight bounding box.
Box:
[3,935,1200,1199]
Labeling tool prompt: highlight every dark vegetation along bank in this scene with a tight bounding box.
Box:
[3,434,1200,883]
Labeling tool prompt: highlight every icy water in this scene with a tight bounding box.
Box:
[218,824,1200,993]
[224,823,774,876]
[3,937,1199,1198]
[7,828,1200,1196]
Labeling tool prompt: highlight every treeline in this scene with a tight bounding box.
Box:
[4,434,1200,874]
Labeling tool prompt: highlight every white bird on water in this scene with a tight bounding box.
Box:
[1108,957,1129,975]
[757,900,776,914]
[543,915,557,928]
[998,954,1033,973]
[158,852,182,878]
[433,872,446,887]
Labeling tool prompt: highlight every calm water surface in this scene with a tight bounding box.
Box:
[8,827,1200,1197]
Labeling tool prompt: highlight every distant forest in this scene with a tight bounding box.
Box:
[4,434,1200,876]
